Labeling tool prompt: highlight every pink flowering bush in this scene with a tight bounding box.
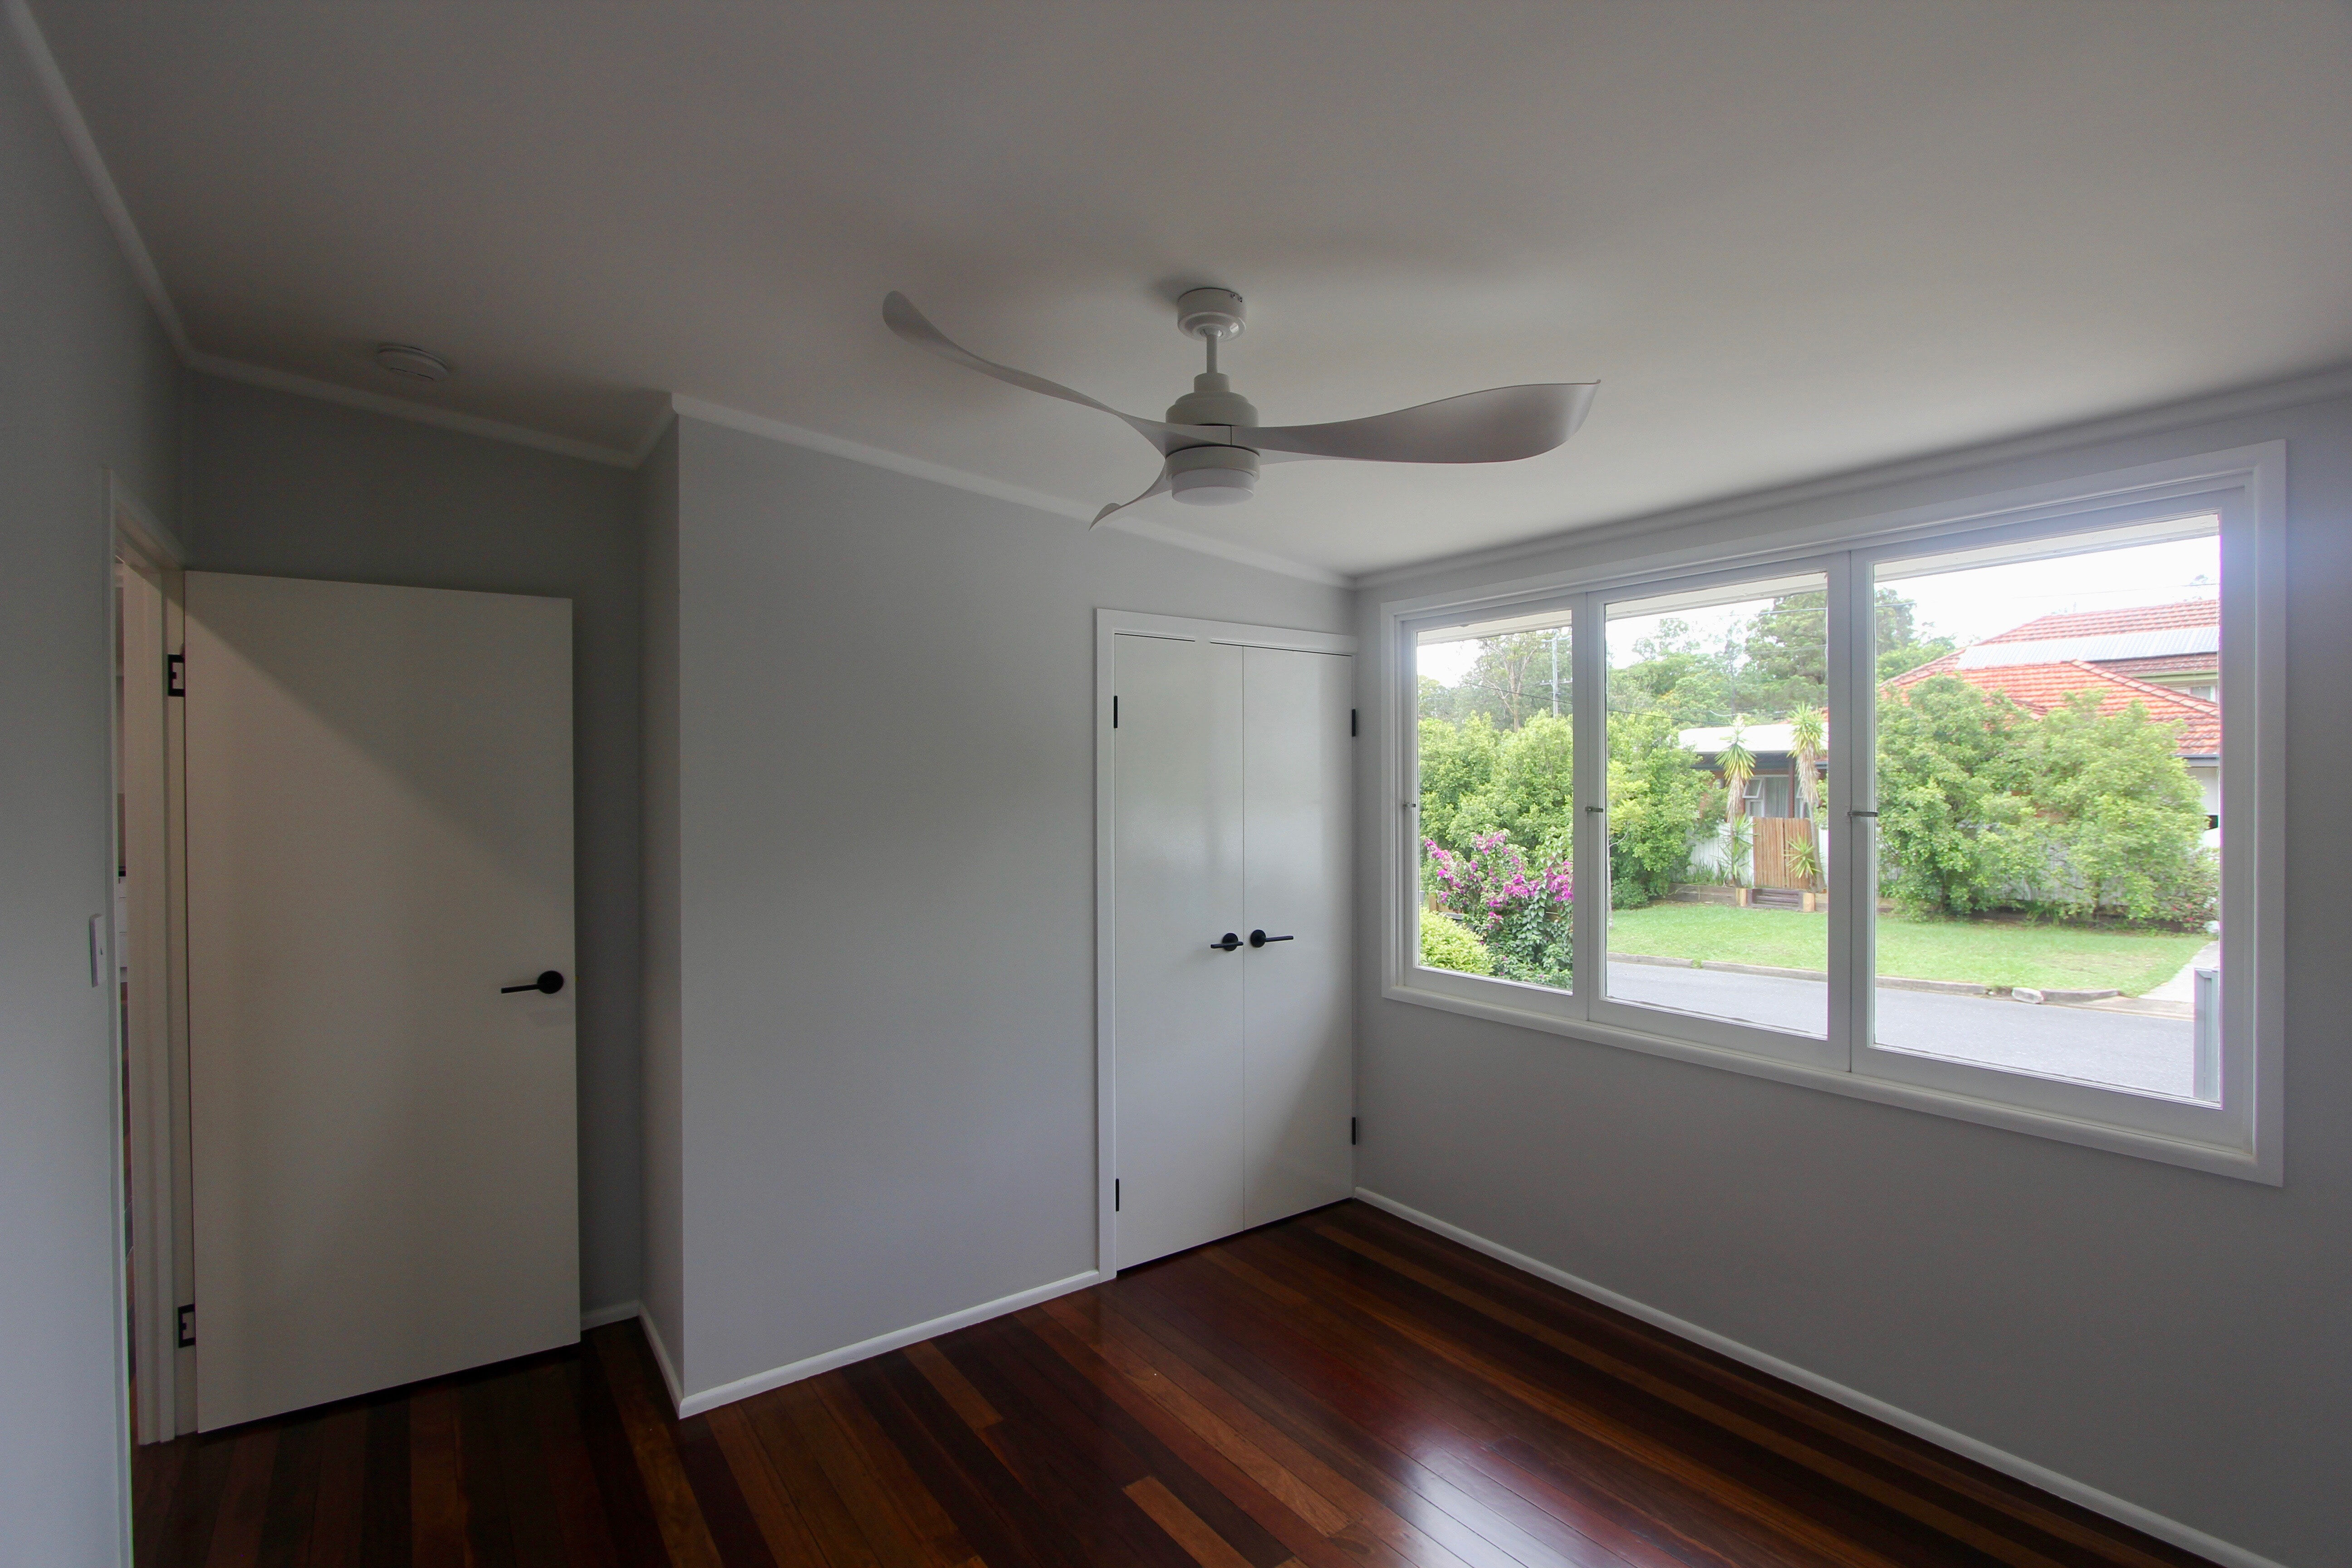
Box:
[1423,832,1574,986]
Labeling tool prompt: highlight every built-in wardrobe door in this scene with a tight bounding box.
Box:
[1112,634,1246,1269]
[1241,646,1355,1227]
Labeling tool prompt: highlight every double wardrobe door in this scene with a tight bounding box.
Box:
[1108,619,1353,1270]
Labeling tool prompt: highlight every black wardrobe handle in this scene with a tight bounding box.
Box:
[502,970,565,995]
[1210,933,1242,951]
[1249,930,1294,948]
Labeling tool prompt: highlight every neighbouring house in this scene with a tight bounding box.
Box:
[1669,598,2222,890]
[1673,721,1831,892]
[1881,598,2221,831]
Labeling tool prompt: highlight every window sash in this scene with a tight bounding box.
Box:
[1388,464,2274,1179]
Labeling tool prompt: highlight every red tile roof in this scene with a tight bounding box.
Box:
[1886,658,2219,757]
[2097,652,2220,681]
[1978,598,2216,645]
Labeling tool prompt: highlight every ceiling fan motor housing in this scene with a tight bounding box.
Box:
[1166,443,1259,505]
[1165,369,1261,505]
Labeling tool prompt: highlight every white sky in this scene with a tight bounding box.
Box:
[1418,529,2220,688]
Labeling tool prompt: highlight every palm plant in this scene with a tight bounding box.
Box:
[1787,706,1826,889]
[1784,831,1820,888]
[1717,718,1756,829]
[1788,706,1826,820]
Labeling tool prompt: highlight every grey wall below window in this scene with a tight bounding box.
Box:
[1354,392,2352,1568]
[642,415,1351,1397]
[184,374,646,1319]
[0,26,184,1564]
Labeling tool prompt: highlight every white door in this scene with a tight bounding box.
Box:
[1241,646,1355,1227]
[1112,635,1246,1269]
[184,573,578,1431]
[1112,628,1353,1271]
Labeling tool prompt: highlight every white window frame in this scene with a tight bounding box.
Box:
[1381,443,2283,1183]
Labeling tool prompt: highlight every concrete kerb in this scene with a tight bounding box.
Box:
[1607,952,2119,1004]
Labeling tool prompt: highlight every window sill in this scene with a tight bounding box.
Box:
[1381,978,2274,1184]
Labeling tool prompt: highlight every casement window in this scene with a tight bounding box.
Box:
[1384,446,2281,1180]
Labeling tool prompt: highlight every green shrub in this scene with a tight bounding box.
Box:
[1418,910,1495,975]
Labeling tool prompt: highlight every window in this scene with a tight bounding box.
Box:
[1387,446,2280,1180]
[1415,608,1575,994]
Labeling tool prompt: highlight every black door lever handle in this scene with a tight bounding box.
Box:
[1249,930,1294,947]
[503,970,565,995]
[1210,933,1242,951]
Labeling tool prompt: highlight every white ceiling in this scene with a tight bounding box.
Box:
[33,1,2352,578]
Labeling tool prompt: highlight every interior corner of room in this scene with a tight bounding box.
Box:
[5,5,2348,1567]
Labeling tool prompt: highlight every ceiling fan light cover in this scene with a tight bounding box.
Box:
[1167,444,1260,506]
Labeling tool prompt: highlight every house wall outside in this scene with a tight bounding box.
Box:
[645,414,1350,1399]
[182,374,647,1320]
[0,20,184,1564]
[1354,387,2352,1567]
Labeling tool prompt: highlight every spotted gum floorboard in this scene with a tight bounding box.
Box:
[135,1201,2221,1568]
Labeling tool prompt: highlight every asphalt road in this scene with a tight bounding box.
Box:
[1603,963,2196,1098]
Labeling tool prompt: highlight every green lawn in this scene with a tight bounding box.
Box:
[1605,902,2208,995]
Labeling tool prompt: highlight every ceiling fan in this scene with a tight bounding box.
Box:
[883,288,1597,526]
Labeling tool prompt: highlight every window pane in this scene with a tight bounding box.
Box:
[1871,525,2221,1102]
[1415,613,1574,992]
[1602,572,1829,1038]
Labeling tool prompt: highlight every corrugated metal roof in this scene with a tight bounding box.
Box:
[1957,626,2218,668]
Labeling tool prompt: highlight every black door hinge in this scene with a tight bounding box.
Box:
[166,653,185,698]
[1351,1117,1358,1146]
[1114,1178,1121,1212]
[176,1303,196,1348]
[1350,708,1358,737]
[1112,695,1119,729]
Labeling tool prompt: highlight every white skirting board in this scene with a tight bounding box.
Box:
[638,1269,1107,1420]
[1352,1188,2284,1568]
[580,1300,642,1332]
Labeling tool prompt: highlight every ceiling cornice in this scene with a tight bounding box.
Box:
[11,1,1343,589]
[10,0,657,470]
[1355,361,2352,591]
[7,0,186,355]
[189,353,639,467]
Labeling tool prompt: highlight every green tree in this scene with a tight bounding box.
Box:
[1612,617,1736,726]
[1742,586,1952,702]
[1716,720,1757,827]
[1449,631,1570,729]
[2019,693,2216,924]
[1876,678,2216,924]
[1605,711,1714,906]
[1416,712,1501,859]
[1874,678,2040,914]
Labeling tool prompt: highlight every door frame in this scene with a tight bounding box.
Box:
[110,475,196,1443]
[1093,609,1357,1276]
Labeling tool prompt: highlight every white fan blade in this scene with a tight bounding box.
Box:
[1239,382,1597,464]
[1091,466,1172,528]
[884,294,1221,454]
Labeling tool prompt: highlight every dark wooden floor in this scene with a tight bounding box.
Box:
[136,1200,2215,1568]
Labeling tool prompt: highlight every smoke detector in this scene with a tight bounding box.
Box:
[374,343,451,382]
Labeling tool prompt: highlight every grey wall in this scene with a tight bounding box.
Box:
[0,25,183,1567]
[643,415,1350,1395]
[1354,389,2352,1567]
[184,375,645,1316]
[637,421,683,1355]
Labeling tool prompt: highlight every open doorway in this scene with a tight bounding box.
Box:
[112,483,194,1445]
